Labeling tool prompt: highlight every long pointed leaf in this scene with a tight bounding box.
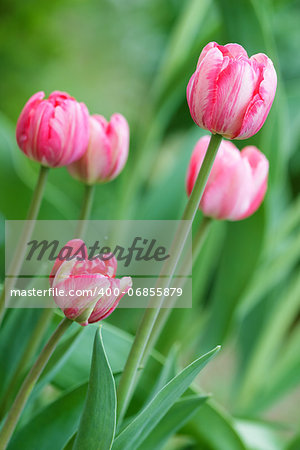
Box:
[112,346,220,450]
[139,395,208,450]
[73,327,116,450]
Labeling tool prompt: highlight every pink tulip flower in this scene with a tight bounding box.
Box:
[16,91,89,167]
[50,239,132,325]
[187,42,277,139]
[67,113,129,184]
[186,136,269,220]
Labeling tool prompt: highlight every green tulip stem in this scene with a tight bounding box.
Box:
[142,216,212,361]
[0,165,49,325]
[75,184,95,239]
[0,182,95,418]
[116,133,222,424]
[0,317,73,450]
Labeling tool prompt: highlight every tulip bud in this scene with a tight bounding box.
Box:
[187,42,277,139]
[186,136,269,220]
[50,239,132,325]
[16,91,89,168]
[67,113,129,184]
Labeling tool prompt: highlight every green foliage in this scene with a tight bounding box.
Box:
[0,0,300,448]
[8,384,87,450]
[139,395,208,450]
[73,327,116,450]
[112,347,219,450]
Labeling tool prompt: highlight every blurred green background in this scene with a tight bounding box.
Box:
[0,0,300,449]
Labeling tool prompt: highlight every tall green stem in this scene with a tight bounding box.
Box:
[0,317,72,449]
[141,216,212,361]
[0,165,49,325]
[116,133,222,424]
[75,184,95,239]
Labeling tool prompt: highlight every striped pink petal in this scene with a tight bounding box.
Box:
[186,136,269,221]
[186,42,277,139]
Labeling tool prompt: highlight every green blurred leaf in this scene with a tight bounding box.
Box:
[235,419,285,450]
[139,395,208,450]
[236,273,300,411]
[37,326,83,389]
[266,196,300,254]
[201,207,266,351]
[145,345,178,404]
[185,401,246,450]
[154,0,213,98]
[0,309,43,398]
[52,323,133,390]
[73,327,116,450]
[112,346,220,450]
[238,231,300,318]
[64,434,76,450]
[287,433,300,450]
[8,383,87,450]
[241,321,300,414]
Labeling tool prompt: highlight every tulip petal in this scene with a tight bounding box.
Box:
[222,43,248,59]
[16,90,89,168]
[186,137,268,221]
[16,91,45,152]
[200,140,252,219]
[212,58,258,138]
[234,54,277,139]
[107,114,130,180]
[238,146,269,219]
[88,276,132,323]
[87,253,118,278]
[54,273,110,321]
[49,239,87,286]
[187,47,224,131]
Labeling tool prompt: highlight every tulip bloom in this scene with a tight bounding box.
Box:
[186,136,269,220]
[67,114,129,184]
[187,42,277,139]
[16,91,89,167]
[50,239,132,325]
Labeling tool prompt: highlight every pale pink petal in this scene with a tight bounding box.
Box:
[68,115,111,183]
[53,272,110,320]
[16,90,89,168]
[221,43,248,59]
[48,91,75,103]
[16,91,45,155]
[87,277,120,323]
[196,41,218,67]
[187,47,224,131]
[238,146,269,219]
[212,59,258,138]
[235,54,277,139]
[49,239,87,286]
[67,113,129,184]
[199,140,252,219]
[106,114,130,180]
[186,42,277,140]
[88,276,132,323]
[82,253,117,278]
[33,102,56,165]
[186,137,268,221]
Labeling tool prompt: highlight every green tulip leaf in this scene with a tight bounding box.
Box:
[139,394,208,450]
[112,346,220,450]
[8,384,87,450]
[73,327,116,450]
